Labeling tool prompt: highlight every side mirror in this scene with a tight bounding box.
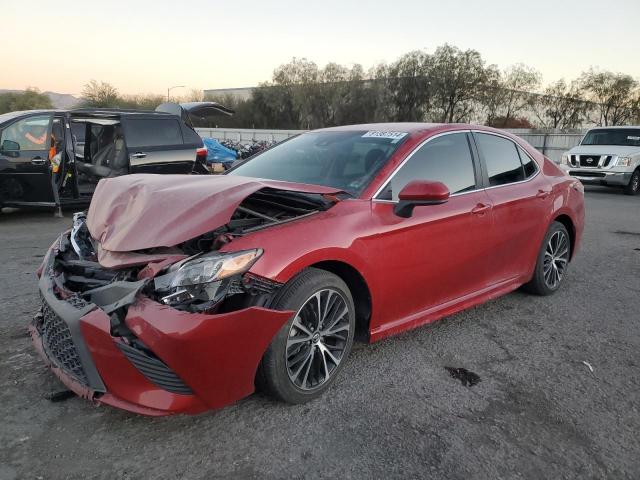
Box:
[1,139,20,152]
[394,180,450,218]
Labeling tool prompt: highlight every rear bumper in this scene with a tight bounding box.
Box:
[568,170,631,186]
[33,244,292,416]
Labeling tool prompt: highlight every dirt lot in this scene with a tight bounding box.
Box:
[1,186,639,480]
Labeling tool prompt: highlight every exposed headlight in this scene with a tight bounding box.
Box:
[561,153,570,165]
[172,249,262,288]
[155,249,263,307]
[616,156,633,167]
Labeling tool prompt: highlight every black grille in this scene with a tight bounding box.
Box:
[117,342,193,395]
[243,273,283,295]
[39,300,88,384]
[579,155,601,167]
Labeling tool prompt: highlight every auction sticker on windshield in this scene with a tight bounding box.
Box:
[362,131,408,143]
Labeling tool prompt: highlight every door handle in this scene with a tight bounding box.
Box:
[131,152,147,159]
[471,203,491,214]
[31,157,46,166]
[536,189,551,199]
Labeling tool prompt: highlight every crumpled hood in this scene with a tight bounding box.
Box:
[87,174,342,252]
[569,145,640,156]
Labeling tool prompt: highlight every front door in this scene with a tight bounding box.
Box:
[0,114,54,205]
[366,131,494,332]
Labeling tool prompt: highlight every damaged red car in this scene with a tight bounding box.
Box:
[32,124,584,415]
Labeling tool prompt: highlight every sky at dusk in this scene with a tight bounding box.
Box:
[3,0,639,96]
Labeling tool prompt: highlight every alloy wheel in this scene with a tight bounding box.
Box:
[285,288,351,391]
[543,230,569,289]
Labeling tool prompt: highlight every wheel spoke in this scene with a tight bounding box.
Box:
[322,306,348,334]
[292,316,313,337]
[285,287,351,391]
[300,349,314,387]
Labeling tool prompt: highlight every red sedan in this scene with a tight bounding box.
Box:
[32,123,584,415]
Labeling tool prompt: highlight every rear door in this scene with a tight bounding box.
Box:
[122,116,194,174]
[472,132,552,285]
[0,113,55,205]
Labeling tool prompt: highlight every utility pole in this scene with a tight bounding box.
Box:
[167,85,185,102]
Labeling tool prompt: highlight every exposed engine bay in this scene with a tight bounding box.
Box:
[50,188,338,321]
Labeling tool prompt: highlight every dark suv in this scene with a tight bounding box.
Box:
[0,102,232,212]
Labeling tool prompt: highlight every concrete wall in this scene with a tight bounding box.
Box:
[196,127,587,163]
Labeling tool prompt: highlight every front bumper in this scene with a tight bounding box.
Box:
[32,244,292,416]
[566,169,632,186]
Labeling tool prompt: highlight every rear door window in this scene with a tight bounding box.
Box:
[377,132,477,201]
[517,145,538,178]
[124,118,184,148]
[474,133,525,186]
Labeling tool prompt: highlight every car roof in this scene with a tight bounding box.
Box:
[0,108,175,124]
[587,125,640,130]
[311,122,510,137]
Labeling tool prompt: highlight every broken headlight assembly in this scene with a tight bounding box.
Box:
[154,249,263,309]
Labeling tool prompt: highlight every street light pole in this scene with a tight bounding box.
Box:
[167,85,185,102]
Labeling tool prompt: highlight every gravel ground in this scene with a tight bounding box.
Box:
[1,186,639,480]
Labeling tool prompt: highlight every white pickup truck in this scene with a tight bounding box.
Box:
[560,126,640,195]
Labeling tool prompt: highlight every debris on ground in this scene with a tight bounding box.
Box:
[582,361,594,373]
[44,390,76,402]
[444,367,481,387]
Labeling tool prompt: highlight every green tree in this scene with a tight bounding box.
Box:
[429,44,495,123]
[0,88,53,114]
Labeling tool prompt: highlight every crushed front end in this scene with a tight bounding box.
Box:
[32,210,297,416]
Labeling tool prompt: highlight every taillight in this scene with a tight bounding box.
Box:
[196,147,207,160]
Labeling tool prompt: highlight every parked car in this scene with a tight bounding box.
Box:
[0,102,233,212]
[560,126,640,195]
[32,123,584,415]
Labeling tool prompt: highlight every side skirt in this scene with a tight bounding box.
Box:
[369,276,524,342]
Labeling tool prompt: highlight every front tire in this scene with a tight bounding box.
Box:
[623,169,640,196]
[257,268,356,404]
[523,222,571,296]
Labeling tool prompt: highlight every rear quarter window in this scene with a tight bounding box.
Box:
[125,118,183,148]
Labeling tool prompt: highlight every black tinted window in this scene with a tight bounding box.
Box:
[228,131,407,196]
[581,128,640,146]
[125,118,183,148]
[475,133,524,186]
[379,133,476,201]
[517,145,537,178]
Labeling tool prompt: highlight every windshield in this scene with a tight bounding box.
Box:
[581,129,640,147]
[227,130,409,195]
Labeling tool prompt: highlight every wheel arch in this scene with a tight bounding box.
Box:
[309,260,372,342]
[552,213,576,260]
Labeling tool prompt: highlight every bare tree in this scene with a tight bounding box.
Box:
[81,80,120,107]
[533,79,589,129]
[483,64,541,127]
[580,69,638,125]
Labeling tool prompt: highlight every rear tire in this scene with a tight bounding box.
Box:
[623,169,640,196]
[523,222,571,296]
[257,268,355,404]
